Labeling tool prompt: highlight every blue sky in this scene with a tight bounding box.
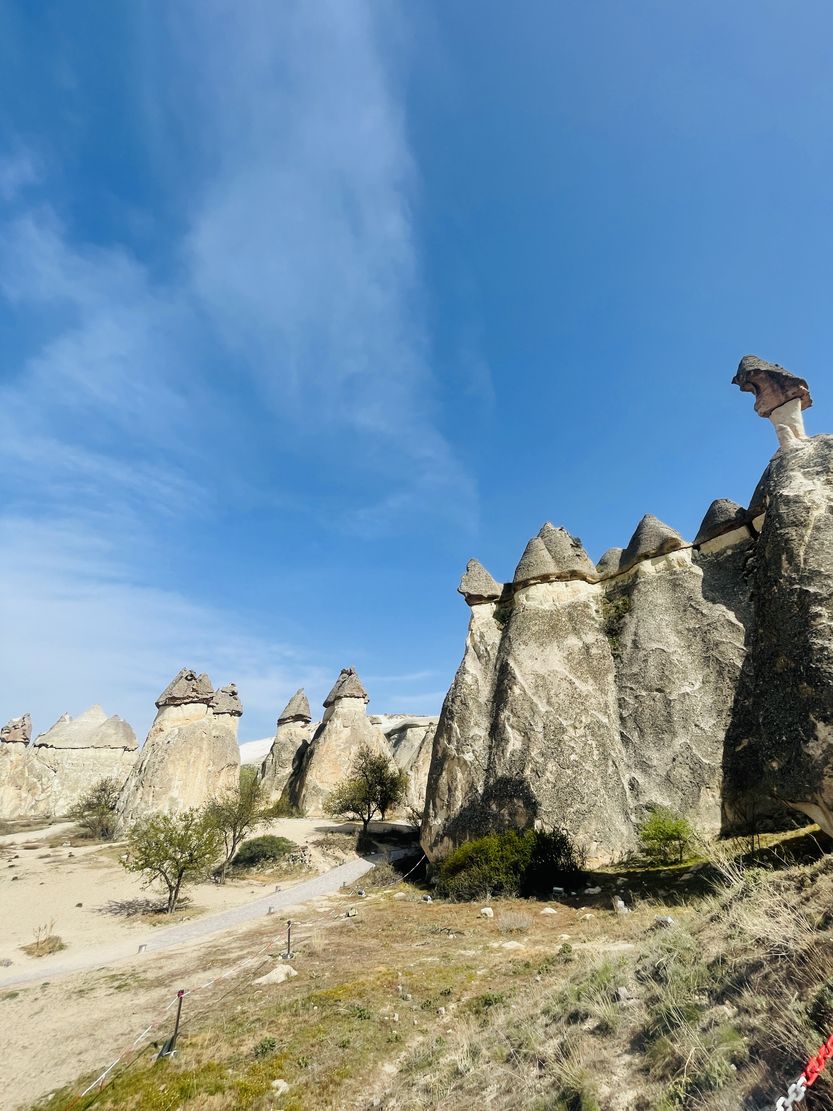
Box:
[1,1,831,743]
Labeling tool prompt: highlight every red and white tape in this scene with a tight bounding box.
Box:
[775,1033,833,1108]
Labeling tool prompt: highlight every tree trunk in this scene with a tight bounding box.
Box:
[168,875,182,914]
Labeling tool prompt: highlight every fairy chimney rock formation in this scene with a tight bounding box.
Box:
[733,355,812,448]
[116,669,240,828]
[289,669,393,816]
[458,559,502,604]
[1,713,31,744]
[259,689,314,805]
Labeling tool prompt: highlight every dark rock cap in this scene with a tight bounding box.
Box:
[278,688,312,724]
[596,548,624,577]
[694,499,748,546]
[1,712,31,744]
[211,683,243,717]
[324,668,369,707]
[537,523,597,578]
[457,559,502,603]
[155,668,214,709]
[620,515,687,575]
[513,536,558,585]
[733,355,812,418]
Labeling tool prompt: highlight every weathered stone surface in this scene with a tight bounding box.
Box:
[694,500,747,546]
[279,689,312,723]
[1,713,31,745]
[596,548,623,577]
[324,668,369,708]
[378,715,438,815]
[537,523,597,579]
[721,436,833,836]
[155,668,214,708]
[458,559,502,604]
[290,670,392,816]
[513,537,557,585]
[211,684,243,717]
[422,579,635,864]
[607,544,751,833]
[259,692,314,805]
[0,706,137,819]
[733,355,812,418]
[117,674,240,828]
[619,515,687,575]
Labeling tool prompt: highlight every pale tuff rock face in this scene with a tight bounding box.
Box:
[458,559,502,604]
[258,690,314,805]
[377,715,439,815]
[0,706,137,820]
[1,713,31,744]
[288,668,392,817]
[116,669,240,828]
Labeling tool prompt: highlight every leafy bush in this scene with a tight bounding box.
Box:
[638,807,695,864]
[233,834,297,868]
[434,828,583,901]
[68,777,121,840]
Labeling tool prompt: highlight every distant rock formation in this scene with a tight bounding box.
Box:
[286,669,393,816]
[258,689,314,805]
[422,355,821,863]
[1,713,31,745]
[375,715,438,814]
[116,669,240,829]
[0,707,137,820]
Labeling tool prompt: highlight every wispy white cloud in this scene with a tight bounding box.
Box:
[0,149,40,201]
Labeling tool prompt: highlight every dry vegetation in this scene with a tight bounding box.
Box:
[27,827,833,1111]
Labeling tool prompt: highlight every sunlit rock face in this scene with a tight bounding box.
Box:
[116,670,240,829]
[288,669,393,817]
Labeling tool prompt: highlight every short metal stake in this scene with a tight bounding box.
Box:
[157,990,185,1059]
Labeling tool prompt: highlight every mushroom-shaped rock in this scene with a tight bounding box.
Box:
[694,499,747,546]
[211,684,243,717]
[1,713,32,745]
[596,548,624,577]
[278,689,312,724]
[733,355,812,418]
[324,668,369,707]
[537,523,597,579]
[155,668,214,708]
[513,537,558,585]
[458,559,502,604]
[619,515,687,575]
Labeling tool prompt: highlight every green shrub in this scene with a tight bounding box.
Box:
[638,807,695,864]
[233,835,297,868]
[434,828,584,901]
[69,777,121,841]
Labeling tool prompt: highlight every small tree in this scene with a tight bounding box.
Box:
[639,806,695,864]
[123,809,221,913]
[206,768,265,882]
[68,777,121,840]
[324,745,408,832]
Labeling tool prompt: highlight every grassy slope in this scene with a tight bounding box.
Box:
[33,828,833,1111]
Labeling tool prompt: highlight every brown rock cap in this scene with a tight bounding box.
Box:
[324,668,369,707]
[211,683,243,717]
[156,668,214,708]
[1,713,31,745]
[278,688,312,724]
[733,355,812,418]
[458,559,502,603]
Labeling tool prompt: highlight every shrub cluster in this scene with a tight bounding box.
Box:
[233,834,297,868]
[638,807,695,864]
[434,828,584,901]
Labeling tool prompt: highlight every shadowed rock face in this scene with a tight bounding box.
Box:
[258,690,314,804]
[733,355,812,418]
[1,714,31,745]
[721,436,833,836]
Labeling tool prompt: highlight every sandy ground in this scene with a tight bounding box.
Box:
[0,818,356,977]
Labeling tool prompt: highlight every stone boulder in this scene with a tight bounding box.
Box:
[258,690,314,805]
[117,670,241,828]
[289,669,392,816]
